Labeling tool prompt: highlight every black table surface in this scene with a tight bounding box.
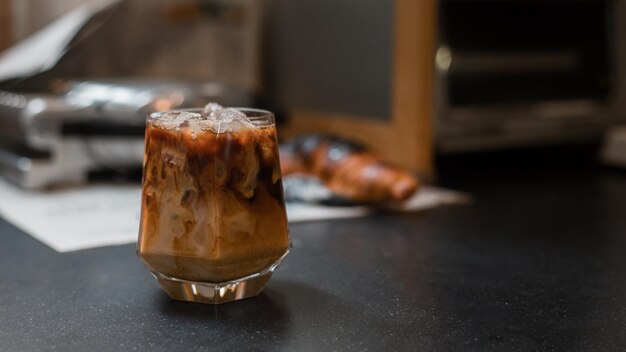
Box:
[2,147,626,351]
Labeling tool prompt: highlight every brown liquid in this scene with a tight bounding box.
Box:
[137,119,290,283]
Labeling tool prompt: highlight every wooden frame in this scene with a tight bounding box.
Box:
[281,0,437,178]
[0,0,11,51]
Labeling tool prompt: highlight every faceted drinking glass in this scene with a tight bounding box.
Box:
[137,108,290,304]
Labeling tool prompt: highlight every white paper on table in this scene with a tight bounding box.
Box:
[0,180,142,252]
[0,179,469,253]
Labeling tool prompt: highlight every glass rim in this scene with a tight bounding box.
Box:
[148,107,274,121]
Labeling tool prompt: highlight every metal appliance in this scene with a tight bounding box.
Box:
[0,80,250,188]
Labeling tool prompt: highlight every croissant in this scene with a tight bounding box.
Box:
[279,134,419,203]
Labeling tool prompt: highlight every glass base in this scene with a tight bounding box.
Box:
[152,270,273,305]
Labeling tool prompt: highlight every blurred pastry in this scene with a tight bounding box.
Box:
[279,134,419,203]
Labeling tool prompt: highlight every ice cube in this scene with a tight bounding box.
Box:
[219,108,248,122]
[161,147,186,169]
[203,102,223,119]
[229,118,256,132]
[190,118,214,133]
[200,108,254,133]
[156,111,201,129]
[220,108,254,132]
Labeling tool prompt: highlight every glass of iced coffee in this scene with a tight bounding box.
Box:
[137,104,290,304]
